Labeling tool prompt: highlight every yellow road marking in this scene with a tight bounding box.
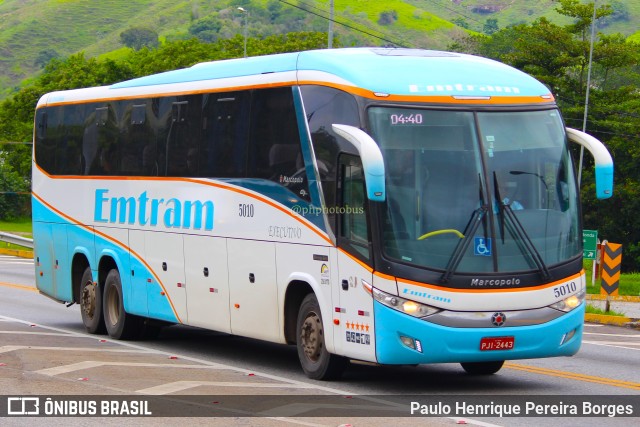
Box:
[0,281,38,293]
[505,362,640,391]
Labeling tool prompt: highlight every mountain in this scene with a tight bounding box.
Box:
[0,0,638,99]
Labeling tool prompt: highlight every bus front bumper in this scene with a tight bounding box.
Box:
[374,301,584,365]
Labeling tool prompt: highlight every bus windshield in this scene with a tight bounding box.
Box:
[368,107,580,274]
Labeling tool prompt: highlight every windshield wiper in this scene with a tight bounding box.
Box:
[493,171,506,243]
[441,176,488,283]
[493,173,551,280]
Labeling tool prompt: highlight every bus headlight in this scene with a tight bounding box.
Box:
[549,289,586,312]
[362,280,441,318]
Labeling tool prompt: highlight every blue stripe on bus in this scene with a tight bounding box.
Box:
[373,300,583,364]
[111,54,299,89]
[298,49,550,97]
[109,48,550,98]
[31,197,179,323]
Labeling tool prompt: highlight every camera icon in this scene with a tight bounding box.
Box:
[7,397,40,415]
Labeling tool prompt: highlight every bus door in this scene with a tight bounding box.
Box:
[144,231,188,324]
[227,239,279,341]
[183,235,231,333]
[335,155,376,362]
[128,230,148,317]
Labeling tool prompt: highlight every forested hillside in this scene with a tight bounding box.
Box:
[1,0,638,98]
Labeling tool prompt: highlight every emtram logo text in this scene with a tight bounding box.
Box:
[94,189,214,230]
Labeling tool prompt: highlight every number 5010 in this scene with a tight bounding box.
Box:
[553,281,577,298]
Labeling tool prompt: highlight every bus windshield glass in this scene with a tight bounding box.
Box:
[368,107,580,274]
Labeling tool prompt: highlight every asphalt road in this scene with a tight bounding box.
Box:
[1,254,639,426]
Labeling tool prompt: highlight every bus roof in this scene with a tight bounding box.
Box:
[40,48,553,106]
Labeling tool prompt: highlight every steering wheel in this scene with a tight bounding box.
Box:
[417,229,464,240]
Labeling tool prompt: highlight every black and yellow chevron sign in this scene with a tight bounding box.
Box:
[600,242,622,296]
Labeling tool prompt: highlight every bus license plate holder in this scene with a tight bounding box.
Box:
[480,336,514,351]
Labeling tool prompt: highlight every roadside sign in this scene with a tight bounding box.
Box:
[601,242,622,296]
[583,229,598,260]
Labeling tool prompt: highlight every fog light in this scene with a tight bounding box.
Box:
[560,328,577,345]
[400,335,423,353]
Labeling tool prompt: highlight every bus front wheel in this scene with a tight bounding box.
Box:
[460,360,504,375]
[79,267,106,334]
[296,294,346,380]
[103,269,140,340]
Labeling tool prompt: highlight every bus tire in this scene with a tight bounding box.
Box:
[460,360,504,375]
[103,269,140,340]
[79,267,106,334]
[296,294,346,380]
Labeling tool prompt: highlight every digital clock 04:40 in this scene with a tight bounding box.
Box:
[390,113,424,125]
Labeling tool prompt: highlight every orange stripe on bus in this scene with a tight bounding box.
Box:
[39,81,300,108]
[296,80,555,104]
[396,270,584,293]
[338,244,582,294]
[32,167,333,246]
[35,79,554,110]
[31,192,182,323]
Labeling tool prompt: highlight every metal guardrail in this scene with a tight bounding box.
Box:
[0,231,33,249]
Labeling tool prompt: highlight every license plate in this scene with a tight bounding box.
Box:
[480,336,515,351]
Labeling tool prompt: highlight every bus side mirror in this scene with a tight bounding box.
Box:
[566,127,614,199]
[332,124,385,202]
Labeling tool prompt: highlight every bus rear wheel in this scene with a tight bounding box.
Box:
[103,269,140,340]
[296,294,346,380]
[460,360,504,375]
[79,267,106,334]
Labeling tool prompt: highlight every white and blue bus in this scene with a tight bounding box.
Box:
[32,48,613,379]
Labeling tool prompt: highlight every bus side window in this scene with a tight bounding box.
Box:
[248,87,310,201]
[34,108,56,174]
[120,102,148,176]
[299,85,361,232]
[90,105,118,175]
[168,101,189,176]
[337,154,370,261]
[201,92,249,178]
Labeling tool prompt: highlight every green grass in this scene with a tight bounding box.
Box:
[0,217,32,234]
[585,304,626,317]
[0,217,32,250]
[584,259,640,296]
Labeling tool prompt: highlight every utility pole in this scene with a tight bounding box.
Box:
[328,0,334,49]
[238,7,248,58]
[578,0,597,186]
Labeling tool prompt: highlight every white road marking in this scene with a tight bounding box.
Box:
[0,345,148,354]
[137,380,314,395]
[583,341,640,351]
[0,331,79,336]
[34,361,228,376]
[584,332,640,338]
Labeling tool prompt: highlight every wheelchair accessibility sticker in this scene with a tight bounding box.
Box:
[474,237,492,256]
